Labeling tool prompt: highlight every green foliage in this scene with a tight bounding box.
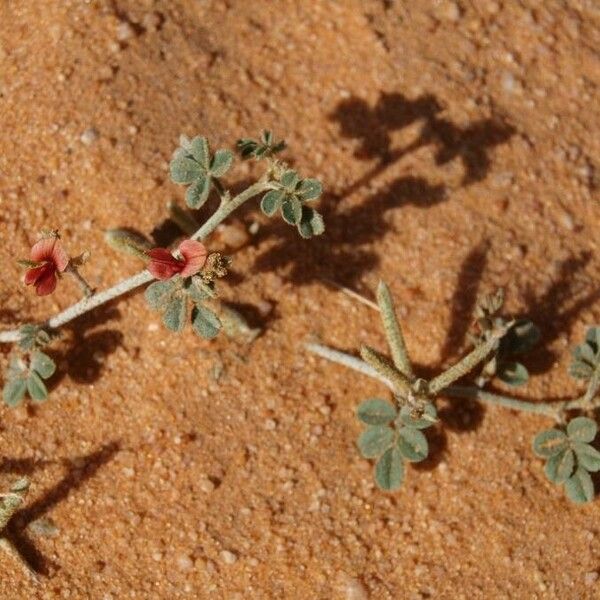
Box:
[237,130,286,159]
[2,351,56,406]
[145,276,221,340]
[569,327,600,381]
[356,398,435,491]
[533,417,599,503]
[170,136,233,209]
[259,169,324,238]
[17,324,51,352]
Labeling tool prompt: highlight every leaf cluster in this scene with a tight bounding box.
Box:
[260,169,324,238]
[2,351,56,406]
[473,290,540,387]
[170,136,233,209]
[145,275,221,339]
[569,327,600,381]
[356,398,436,491]
[236,130,286,160]
[533,417,600,504]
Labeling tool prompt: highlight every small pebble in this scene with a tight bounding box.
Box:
[584,571,598,586]
[177,554,194,572]
[116,21,135,42]
[199,478,215,493]
[220,550,237,565]
[80,128,99,146]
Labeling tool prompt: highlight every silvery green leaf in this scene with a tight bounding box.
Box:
[356,398,397,426]
[27,371,48,402]
[210,149,233,177]
[3,378,27,407]
[565,468,595,504]
[374,446,404,491]
[185,175,211,209]
[281,197,303,225]
[399,403,437,429]
[162,297,187,332]
[357,426,394,459]
[145,279,178,310]
[297,178,322,201]
[397,427,428,462]
[569,360,594,380]
[280,170,299,190]
[192,306,221,340]
[567,416,597,443]
[544,448,575,484]
[532,429,568,458]
[187,278,215,304]
[30,351,56,379]
[298,207,325,239]
[18,324,49,351]
[170,156,202,184]
[260,189,285,216]
[497,361,529,387]
[573,442,600,472]
[585,326,600,349]
[189,137,210,168]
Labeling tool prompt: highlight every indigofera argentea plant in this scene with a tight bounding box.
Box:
[0,131,325,406]
[308,283,600,504]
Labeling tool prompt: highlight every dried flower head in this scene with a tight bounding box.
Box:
[146,240,208,280]
[22,237,69,296]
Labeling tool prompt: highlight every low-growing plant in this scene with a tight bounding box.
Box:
[0,131,325,405]
[308,282,600,504]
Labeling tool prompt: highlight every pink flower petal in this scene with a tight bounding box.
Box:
[30,238,57,262]
[50,240,69,272]
[178,240,208,278]
[34,267,58,296]
[24,263,53,286]
[147,248,183,280]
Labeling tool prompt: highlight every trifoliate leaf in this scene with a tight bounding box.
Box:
[30,351,56,379]
[357,426,394,459]
[374,446,404,491]
[192,305,221,340]
[26,371,48,402]
[544,448,575,484]
[356,399,397,426]
[189,137,210,168]
[569,328,600,381]
[497,361,529,387]
[162,297,187,332]
[187,278,215,304]
[170,156,202,184]
[298,207,325,239]
[18,324,50,351]
[532,429,568,458]
[567,416,598,443]
[280,170,299,190]
[399,403,437,429]
[281,197,303,225]
[210,149,233,177]
[145,279,178,310]
[297,179,322,201]
[260,189,285,216]
[185,176,211,209]
[573,442,600,472]
[565,467,595,504]
[397,427,429,462]
[2,378,27,407]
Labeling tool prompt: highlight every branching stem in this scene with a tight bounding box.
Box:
[0,180,274,344]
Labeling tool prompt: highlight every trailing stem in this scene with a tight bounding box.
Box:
[0,180,274,345]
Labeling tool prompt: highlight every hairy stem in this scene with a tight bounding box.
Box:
[65,265,94,298]
[360,346,412,397]
[376,281,414,379]
[306,342,600,421]
[428,324,510,395]
[0,181,274,344]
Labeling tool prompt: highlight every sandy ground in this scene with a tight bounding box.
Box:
[1,0,600,598]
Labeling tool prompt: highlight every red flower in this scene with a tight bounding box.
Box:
[23,238,69,296]
[147,240,208,280]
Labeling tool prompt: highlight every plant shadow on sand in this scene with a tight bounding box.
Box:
[253,91,515,290]
[2,442,119,577]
